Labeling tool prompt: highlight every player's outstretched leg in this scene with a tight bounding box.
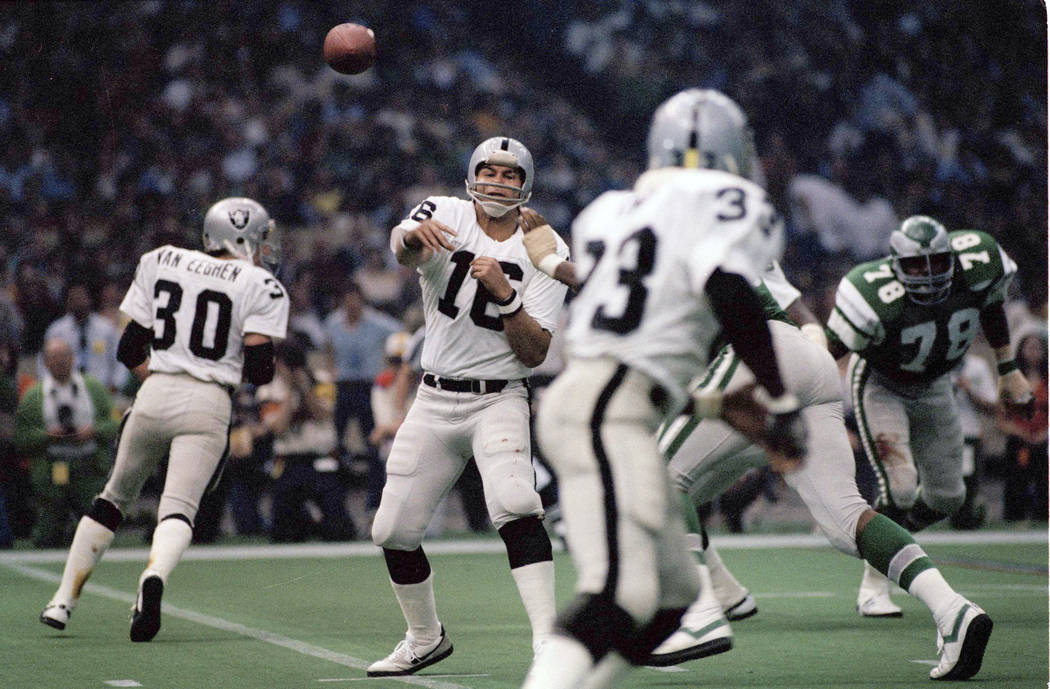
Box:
[857,513,992,680]
[368,547,453,677]
[40,499,122,630]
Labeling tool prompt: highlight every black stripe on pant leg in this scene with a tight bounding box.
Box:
[590,363,630,598]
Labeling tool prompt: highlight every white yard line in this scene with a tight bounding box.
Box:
[5,562,474,689]
[1,529,1043,564]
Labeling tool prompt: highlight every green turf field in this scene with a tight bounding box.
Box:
[1,532,1045,689]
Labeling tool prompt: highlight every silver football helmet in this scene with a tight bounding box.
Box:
[889,215,954,304]
[201,197,279,271]
[465,137,533,217]
[646,89,755,179]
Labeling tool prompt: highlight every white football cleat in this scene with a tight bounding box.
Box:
[706,542,758,620]
[646,595,733,666]
[723,593,757,621]
[40,601,74,630]
[366,627,454,677]
[930,598,992,680]
[857,561,902,618]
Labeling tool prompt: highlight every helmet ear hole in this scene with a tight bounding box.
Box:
[236,237,245,244]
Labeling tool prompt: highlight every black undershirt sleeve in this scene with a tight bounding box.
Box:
[704,268,786,398]
[243,341,276,386]
[116,320,152,370]
[979,301,1010,350]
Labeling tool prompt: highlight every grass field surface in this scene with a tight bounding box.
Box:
[1,531,1045,689]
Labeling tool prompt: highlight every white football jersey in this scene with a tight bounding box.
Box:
[394,196,569,379]
[565,168,782,410]
[120,245,289,386]
[762,260,802,310]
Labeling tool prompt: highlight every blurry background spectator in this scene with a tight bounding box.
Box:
[260,339,356,542]
[997,332,1048,523]
[0,1,1043,543]
[324,280,400,513]
[14,338,118,547]
[41,281,126,392]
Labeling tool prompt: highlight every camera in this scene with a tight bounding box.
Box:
[57,404,76,435]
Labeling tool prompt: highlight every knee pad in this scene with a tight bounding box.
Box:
[493,477,543,523]
[370,507,421,551]
[88,497,123,531]
[382,547,431,585]
[498,516,553,568]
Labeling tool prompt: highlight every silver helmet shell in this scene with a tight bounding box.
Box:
[201,197,278,271]
[889,215,954,304]
[465,137,534,217]
[646,89,756,179]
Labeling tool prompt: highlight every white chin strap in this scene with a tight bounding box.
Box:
[466,181,530,218]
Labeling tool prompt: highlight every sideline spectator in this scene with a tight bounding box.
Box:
[998,333,1048,522]
[324,280,400,511]
[42,282,126,392]
[15,338,118,547]
[261,340,356,542]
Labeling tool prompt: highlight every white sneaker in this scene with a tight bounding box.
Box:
[707,543,756,620]
[40,601,74,630]
[857,561,902,618]
[930,598,993,680]
[366,627,454,677]
[723,593,757,621]
[646,597,733,667]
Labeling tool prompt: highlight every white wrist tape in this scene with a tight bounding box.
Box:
[800,323,828,349]
[754,388,800,415]
[692,388,723,419]
[497,290,523,316]
[537,254,564,279]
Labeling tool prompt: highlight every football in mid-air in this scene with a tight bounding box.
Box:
[323,23,376,75]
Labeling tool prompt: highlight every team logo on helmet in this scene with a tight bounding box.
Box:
[228,209,250,229]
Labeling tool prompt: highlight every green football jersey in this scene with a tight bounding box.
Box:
[827,230,1016,383]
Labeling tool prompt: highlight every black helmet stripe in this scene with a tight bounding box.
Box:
[500,138,509,150]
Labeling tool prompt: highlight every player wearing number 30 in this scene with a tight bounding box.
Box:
[40,198,288,642]
[366,136,569,677]
[827,216,1031,629]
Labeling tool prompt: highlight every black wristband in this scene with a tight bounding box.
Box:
[997,359,1018,375]
[495,289,518,307]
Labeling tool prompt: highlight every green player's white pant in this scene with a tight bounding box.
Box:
[848,355,965,521]
[664,321,869,556]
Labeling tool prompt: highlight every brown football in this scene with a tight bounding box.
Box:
[323,23,376,75]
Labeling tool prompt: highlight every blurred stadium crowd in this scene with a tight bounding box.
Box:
[0,1,1045,545]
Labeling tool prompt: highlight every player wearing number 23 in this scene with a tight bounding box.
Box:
[40,197,288,642]
[826,216,1032,617]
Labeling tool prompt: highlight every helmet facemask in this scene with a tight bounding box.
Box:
[465,138,534,218]
[889,215,954,304]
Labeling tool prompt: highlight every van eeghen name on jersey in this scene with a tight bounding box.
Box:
[157,248,243,282]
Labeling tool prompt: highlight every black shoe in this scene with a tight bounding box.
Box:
[130,576,163,642]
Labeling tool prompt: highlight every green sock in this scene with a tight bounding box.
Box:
[680,491,706,564]
[857,514,934,590]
